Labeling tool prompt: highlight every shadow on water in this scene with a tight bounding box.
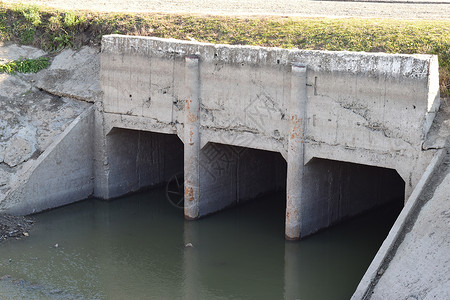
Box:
[0,188,402,299]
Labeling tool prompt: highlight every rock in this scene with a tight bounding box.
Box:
[33,46,101,102]
[3,136,33,167]
[0,74,32,98]
[0,45,45,64]
[0,274,11,280]
[0,169,9,186]
[0,214,34,242]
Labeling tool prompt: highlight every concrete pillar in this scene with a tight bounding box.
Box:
[184,56,201,220]
[285,63,307,240]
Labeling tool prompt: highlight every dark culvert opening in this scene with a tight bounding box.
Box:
[105,128,184,198]
[235,146,287,203]
[301,158,405,235]
[197,142,287,216]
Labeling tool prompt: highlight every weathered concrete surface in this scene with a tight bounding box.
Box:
[32,46,101,102]
[0,44,45,64]
[0,39,448,294]
[353,148,450,299]
[0,45,95,214]
[0,37,444,245]
[101,36,439,190]
[352,98,450,299]
[351,148,446,299]
[2,107,95,215]
[423,97,450,150]
[197,144,286,217]
[100,35,439,238]
[371,166,450,299]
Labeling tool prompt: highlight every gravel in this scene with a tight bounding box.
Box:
[3,0,450,19]
[0,213,33,242]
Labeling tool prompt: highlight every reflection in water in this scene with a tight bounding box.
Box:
[0,188,401,299]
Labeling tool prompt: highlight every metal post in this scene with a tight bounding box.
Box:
[184,55,201,220]
[285,63,307,240]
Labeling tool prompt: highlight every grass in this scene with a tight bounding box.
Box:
[0,3,449,96]
[0,56,50,74]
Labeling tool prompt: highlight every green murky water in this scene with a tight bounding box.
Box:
[0,188,401,299]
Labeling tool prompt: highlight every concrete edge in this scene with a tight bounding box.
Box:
[101,35,432,79]
[2,105,95,208]
[28,105,95,171]
[351,148,446,300]
[423,55,441,138]
[102,34,433,60]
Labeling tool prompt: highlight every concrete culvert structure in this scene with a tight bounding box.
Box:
[99,35,438,239]
[0,35,440,243]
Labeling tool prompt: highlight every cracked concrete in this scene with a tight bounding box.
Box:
[31,46,101,103]
[0,44,94,210]
[353,147,450,300]
[423,97,450,150]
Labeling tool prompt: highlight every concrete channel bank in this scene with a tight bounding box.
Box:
[0,36,448,297]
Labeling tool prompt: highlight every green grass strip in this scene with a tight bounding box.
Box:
[0,57,50,74]
[0,3,449,95]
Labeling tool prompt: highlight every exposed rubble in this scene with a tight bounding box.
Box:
[0,44,97,216]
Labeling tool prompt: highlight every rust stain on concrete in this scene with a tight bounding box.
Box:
[185,186,194,202]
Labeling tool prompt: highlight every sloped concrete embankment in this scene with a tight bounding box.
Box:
[352,98,450,299]
[0,45,100,215]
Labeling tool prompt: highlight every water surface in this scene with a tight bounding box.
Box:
[0,188,401,299]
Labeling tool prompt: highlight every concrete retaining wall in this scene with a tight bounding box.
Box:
[1,106,95,215]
